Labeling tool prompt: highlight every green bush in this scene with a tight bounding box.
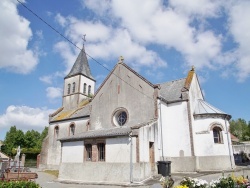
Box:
[0,180,40,188]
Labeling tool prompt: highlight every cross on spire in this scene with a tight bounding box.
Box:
[118,56,124,63]
[82,34,86,46]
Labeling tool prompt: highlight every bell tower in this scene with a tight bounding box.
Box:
[62,44,95,110]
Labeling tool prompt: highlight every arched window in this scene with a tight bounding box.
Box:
[72,82,76,93]
[213,127,223,143]
[88,85,91,96]
[69,124,75,136]
[67,84,71,95]
[54,126,59,138]
[83,83,87,94]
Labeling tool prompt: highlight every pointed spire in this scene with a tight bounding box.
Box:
[65,45,94,80]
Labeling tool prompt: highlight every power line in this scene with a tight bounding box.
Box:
[16,0,155,101]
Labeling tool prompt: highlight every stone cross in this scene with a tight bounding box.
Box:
[118,56,124,63]
[14,146,21,163]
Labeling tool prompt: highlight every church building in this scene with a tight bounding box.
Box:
[39,45,235,183]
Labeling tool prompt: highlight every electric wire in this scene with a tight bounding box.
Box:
[16,0,156,101]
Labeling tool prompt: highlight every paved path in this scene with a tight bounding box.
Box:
[32,167,250,188]
[33,168,151,188]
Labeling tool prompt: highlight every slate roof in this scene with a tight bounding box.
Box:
[194,99,226,115]
[49,100,91,123]
[59,127,132,141]
[65,45,94,80]
[59,118,158,141]
[159,78,188,102]
[194,99,231,119]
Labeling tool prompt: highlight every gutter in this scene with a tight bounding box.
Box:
[157,96,188,105]
[49,115,90,124]
[225,115,234,169]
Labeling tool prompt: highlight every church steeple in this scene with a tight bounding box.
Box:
[65,45,94,81]
[63,43,95,110]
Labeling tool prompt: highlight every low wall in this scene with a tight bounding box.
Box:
[165,155,235,173]
[164,157,196,172]
[197,155,235,171]
[233,144,250,154]
[58,162,154,183]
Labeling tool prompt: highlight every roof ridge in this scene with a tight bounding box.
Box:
[93,60,157,99]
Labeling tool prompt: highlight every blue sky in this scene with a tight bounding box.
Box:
[0,0,250,140]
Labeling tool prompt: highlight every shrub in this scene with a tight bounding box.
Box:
[0,180,40,188]
[179,177,208,188]
[177,175,250,188]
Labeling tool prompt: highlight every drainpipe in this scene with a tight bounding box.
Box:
[129,132,133,183]
[225,115,233,169]
[159,100,164,160]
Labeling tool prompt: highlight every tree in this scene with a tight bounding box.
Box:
[2,126,49,155]
[3,126,25,155]
[24,130,41,149]
[230,118,250,141]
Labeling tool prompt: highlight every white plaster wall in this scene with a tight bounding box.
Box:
[193,117,232,156]
[139,123,158,163]
[62,141,84,163]
[79,75,95,95]
[63,76,79,95]
[160,101,192,157]
[46,118,89,167]
[188,74,204,113]
[106,137,135,163]
[63,75,95,109]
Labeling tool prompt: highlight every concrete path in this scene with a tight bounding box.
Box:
[31,167,250,188]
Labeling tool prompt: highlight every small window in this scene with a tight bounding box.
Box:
[98,143,105,161]
[67,84,71,95]
[54,126,59,137]
[69,124,75,136]
[83,83,87,94]
[213,127,223,143]
[85,144,92,161]
[88,85,91,96]
[72,82,76,93]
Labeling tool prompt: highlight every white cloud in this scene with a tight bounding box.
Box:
[54,41,77,74]
[0,105,54,132]
[46,87,62,99]
[39,71,64,85]
[36,30,43,39]
[108,0,223,70]
[54,15,167,69]
[57,0,250,82]
[228,1,250,81]
[55,13,67,27]
[39,75,53,84]
[83,0,111,16]
[0,0,38,74]
[169,0,222,18]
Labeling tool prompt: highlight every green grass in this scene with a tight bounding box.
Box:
[44,170,59,177]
